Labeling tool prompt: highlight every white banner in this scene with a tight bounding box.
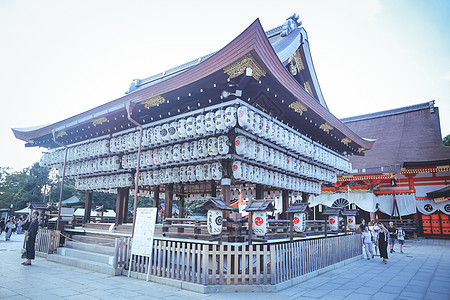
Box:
[417,199,450,215]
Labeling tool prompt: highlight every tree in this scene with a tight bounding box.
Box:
[444,134,450,146]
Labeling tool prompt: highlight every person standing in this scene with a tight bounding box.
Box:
[372,222,380,255]
[387,221,396,253]
[0,217,5,235]
[396,226,405,254]
[361,226,374,260]
[22,211,39,266]
[359,218,368,233]
[5,216,16,240]
[378,222,389,264]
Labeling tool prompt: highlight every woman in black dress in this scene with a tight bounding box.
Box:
[22,211,39,266]
[378,222,389,264]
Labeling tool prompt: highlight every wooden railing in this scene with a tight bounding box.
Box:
[35,229,61,254]
[121,234,362,285]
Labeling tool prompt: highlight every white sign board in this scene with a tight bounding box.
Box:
[128,207,157,280]
[131,207,157,256]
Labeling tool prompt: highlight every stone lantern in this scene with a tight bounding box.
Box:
[286,203,308,234]
[341,209,358,232]
[198,197,234,236]
[243,199,275,242]
[322,207,342,232]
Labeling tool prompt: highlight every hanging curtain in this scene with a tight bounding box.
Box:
[310,192,377,212]
[416,200,439,215]
[376,194,416,216]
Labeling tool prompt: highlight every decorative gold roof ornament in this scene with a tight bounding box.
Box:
[304,81,313,95]
[93,117,108,126]
[289,100,308,115]
[288,48,305,76]
[141,95,166,108]
[341,137,352,145]
[358,147,366,153]
[319,122,333,133]
[223,53,266,81]
[56,131,67,138]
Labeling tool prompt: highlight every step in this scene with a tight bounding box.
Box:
[57,247,113,265]
[65,240,115,256]
[72,235,116,246]
[47,254,122,276]
[84,223,113,230]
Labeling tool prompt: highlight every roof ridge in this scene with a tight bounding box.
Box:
[341,101,435,123]
[127,23,287,94]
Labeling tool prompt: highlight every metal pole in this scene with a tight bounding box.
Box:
[126,102,143,237]
[52,131,68,231]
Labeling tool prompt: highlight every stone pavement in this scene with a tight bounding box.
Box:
[0,232,449,300]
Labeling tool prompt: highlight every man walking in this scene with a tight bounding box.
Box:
[387,221,396,253]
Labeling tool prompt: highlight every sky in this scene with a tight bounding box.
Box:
[1,0,449,171]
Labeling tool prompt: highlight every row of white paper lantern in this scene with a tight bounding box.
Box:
[232,161,321,194]
[64,156,121,177]
[40,139,110,167]
[75,173,133,190]
[137,163,223,186]
[120,136,229,170]
[110,107,239,153]
[235,136,337,183]
[236,106,349,170]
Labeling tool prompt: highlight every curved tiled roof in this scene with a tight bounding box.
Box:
[342,101,450,170]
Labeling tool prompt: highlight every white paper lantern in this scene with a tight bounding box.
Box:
[198,139,208,158]
[207,137,219,156]
[165,146,173,164]
[180,166,188,183]
[186,117,196,137]
[293,212,306,232]
[172,144,181,162]
[232,161,243,180]
[195,165,205,181]
[169,121,179,140]
[207,209,223,235]
[152,149,159,165]
[211,162,222,181]
[217,135,229,155]
[215,109,226,131]
[172,167,180,183]
[234,135,247,156]
[196,114,206,135]
[204,164,212,181]
[154,125,162,145]
[178,119,188,138]
[204,112,216,133]
[237,106,251,129]
[190,140,199,159]
[252,211,268,236]
[329,215,339,231]
[181,142,190,161]
[187,165,196,182]
[224,106,237,128]
[255,143,264,161]
[253,113,262,135]
[347,216,356,230]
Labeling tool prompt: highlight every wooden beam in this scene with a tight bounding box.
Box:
[256,184,264,200]
[179,185,185,218]
[281,189,289,220]
[122,188,129,223]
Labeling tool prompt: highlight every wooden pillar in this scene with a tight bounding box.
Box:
[122,188,129,223]
[164,183,173,219]
[84,190,93,224]
[115,188,124,226]
[153,186,160,223]
[256,184,264,200]
[211,181,217,197]
[281,189,289,220]
[221,178,231,219]
[179,185,185,218]
[302,192,310,219]
[153,186,160,208]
